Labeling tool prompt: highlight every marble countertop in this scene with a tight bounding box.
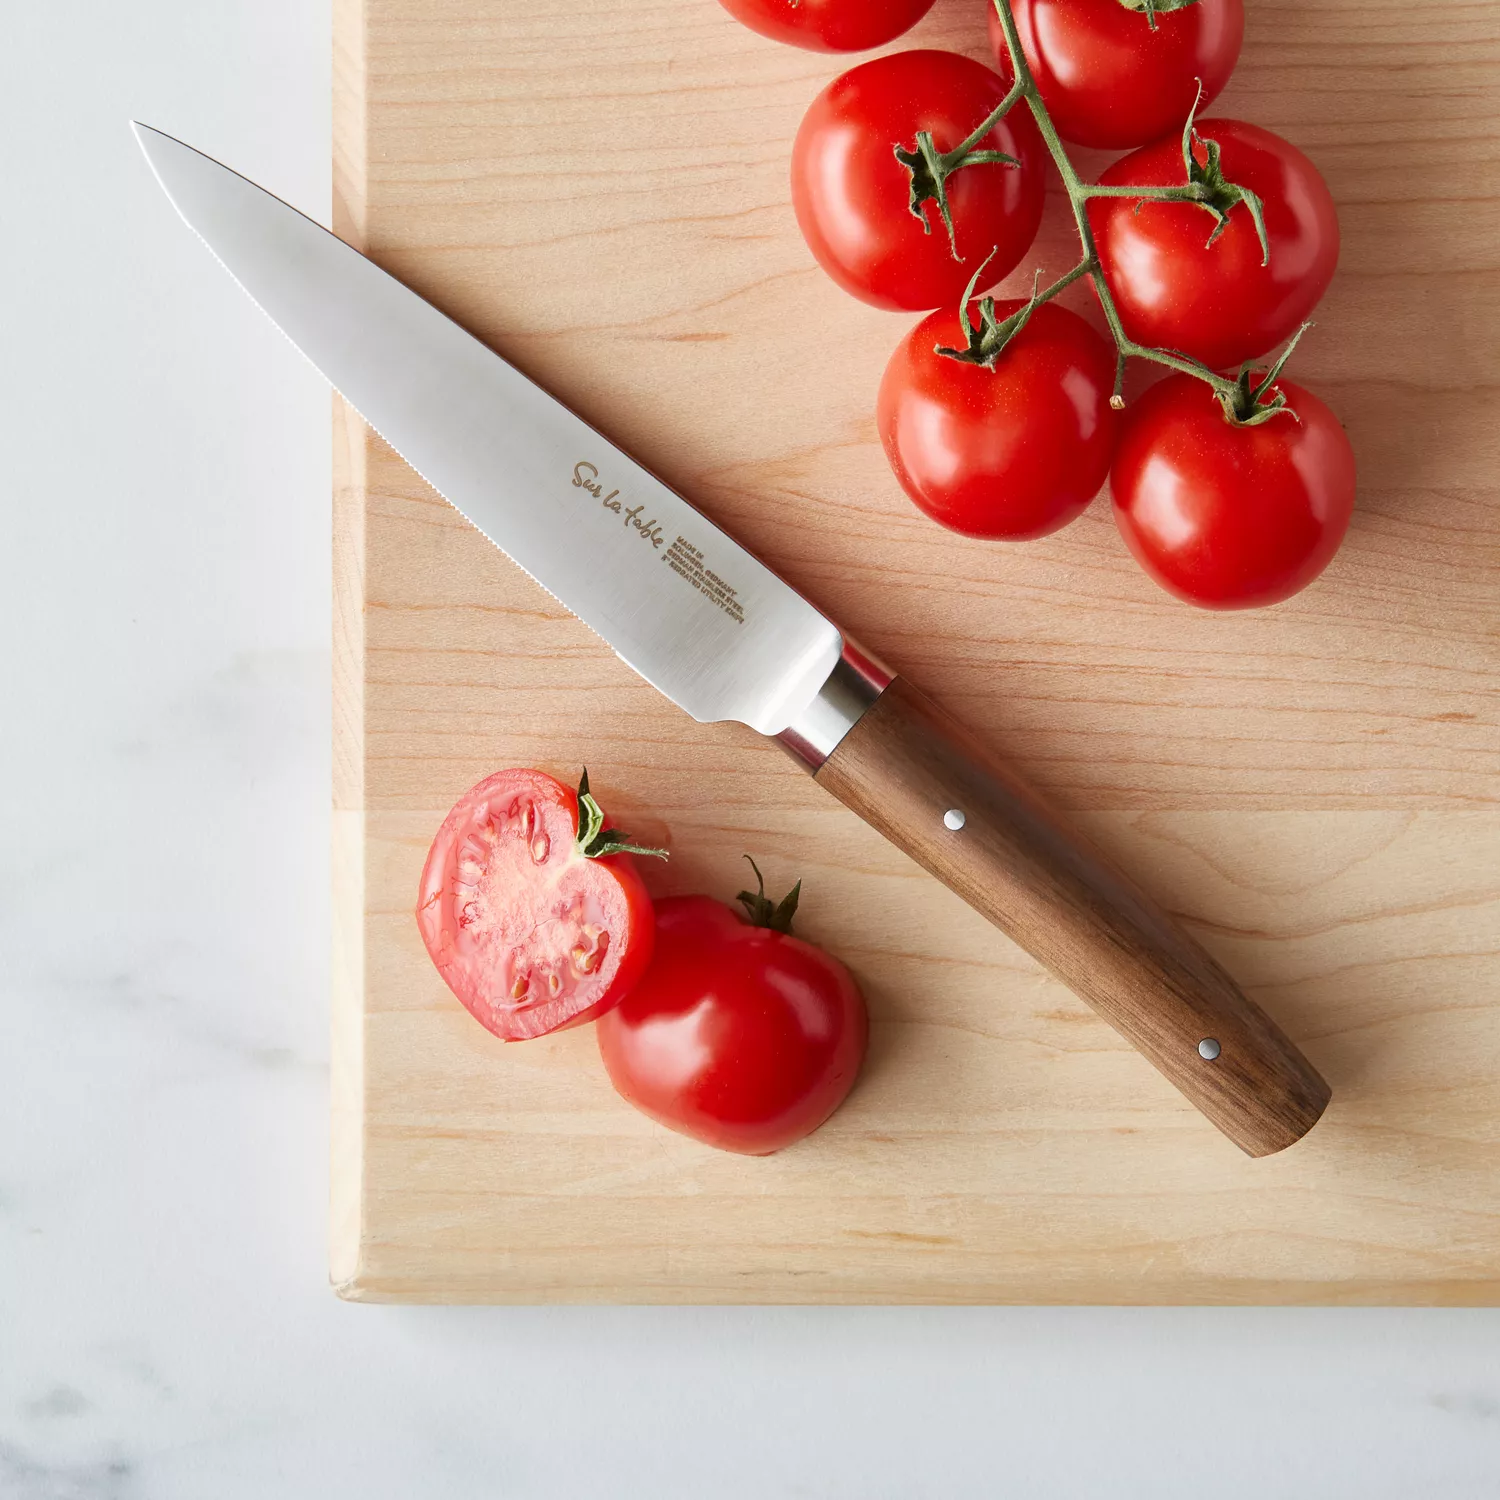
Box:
[2,2,1497,1494]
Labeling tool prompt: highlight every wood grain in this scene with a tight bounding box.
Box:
[817,677,1331,1156]
[331,0,1500,1301]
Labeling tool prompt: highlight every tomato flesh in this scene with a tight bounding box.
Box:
[792,50,1046,312]
[878,300,1118,539]
[596,896,868,1155]
[1111,374,1356,609]
[1091,119,1340,372]
[417,769,654,1041]
[718,0,937,51]
[988,0,1243,150]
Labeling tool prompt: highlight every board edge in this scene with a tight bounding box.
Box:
[330,0,372,1299]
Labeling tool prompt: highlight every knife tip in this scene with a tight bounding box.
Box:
[130,121,179,153]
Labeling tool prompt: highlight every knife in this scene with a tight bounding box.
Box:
[133,122,1330,1156]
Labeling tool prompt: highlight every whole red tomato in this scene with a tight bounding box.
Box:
[718,0,936,51]
[596,872,868,1155]
[792,50,1046,311]
[987,0,1243,150]
[878,299,1118,538]
[417,769,660,1041]
[1090,119,1340,372]
[1112,373,1356,608]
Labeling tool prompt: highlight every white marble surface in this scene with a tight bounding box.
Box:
[3,3,1498,1496]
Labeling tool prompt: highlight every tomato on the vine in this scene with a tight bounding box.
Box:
[1111,373,1356,609]
[792,50,1046,312]
[878,299,1118,538]
[596,868,868,1156]
[417,769,661,1041]
[718,0,936,51]
[1090,119,1340,372]
[987,0,1243,150]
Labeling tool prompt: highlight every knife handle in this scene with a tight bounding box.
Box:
[813,676,1330,1156]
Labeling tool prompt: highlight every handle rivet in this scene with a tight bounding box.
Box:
[1198,1038,1221,1061]
[943,808,967,831]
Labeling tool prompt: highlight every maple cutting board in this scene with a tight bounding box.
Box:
[330,0,1500,1303]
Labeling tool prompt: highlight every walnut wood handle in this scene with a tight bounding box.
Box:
[815,677,1330,1156]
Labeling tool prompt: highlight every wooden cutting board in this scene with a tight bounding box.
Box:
[330,0,1500,1302]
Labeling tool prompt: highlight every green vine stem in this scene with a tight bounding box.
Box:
[917,0,1302,426]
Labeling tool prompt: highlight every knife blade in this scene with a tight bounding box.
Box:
[131,123,841,739]
[134,123,1331,1156]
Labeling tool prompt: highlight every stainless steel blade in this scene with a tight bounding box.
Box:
[133,124,842,736]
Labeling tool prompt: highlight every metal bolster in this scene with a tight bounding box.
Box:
[775,638,893,771]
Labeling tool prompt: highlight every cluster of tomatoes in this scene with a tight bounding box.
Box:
[720,0,1357,609]
[419,768,868,1155]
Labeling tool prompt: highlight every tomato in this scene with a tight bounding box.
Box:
[417,769,661,1041]
[1090,119,1340,372]
[791,50,1046,312]
[596,870,868,1155]
[1112,373,1356,608]
[718,0,936,51]
[878,299,1118,538]
[987,0,1243,150]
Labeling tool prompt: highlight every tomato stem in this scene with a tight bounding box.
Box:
[895,77,1026,261]
[977,0,1294,424]
[736,856,802,934]
[1216,321,1312,426]
[575,768,669,861]
[949,78,1027,161]
[1083,182,1204,200]
[1116,0,1208,29]
[936,257,1090,368]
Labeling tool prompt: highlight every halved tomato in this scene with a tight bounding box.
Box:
[417,769,661,1041]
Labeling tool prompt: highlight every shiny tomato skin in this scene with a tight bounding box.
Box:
[878,299,1118,539]
[417,769,655,1041]
[1112,374,1356,609]
[596,896,868,1156]
[718,0,937,51]
[1090,119,1340,372]
[792,50,1046,312]
[987,0,1243,150]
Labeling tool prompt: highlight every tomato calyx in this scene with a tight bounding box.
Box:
[894,79,1025,262]
[936,254,1092,370]
[936,256,1040,369]
[1086,89,1269,263]
[1213,323,1311,426]
[575,768,668,861]
[1115,0,1206,29]
[735,856,802,934]
[1177,93,1269,262]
